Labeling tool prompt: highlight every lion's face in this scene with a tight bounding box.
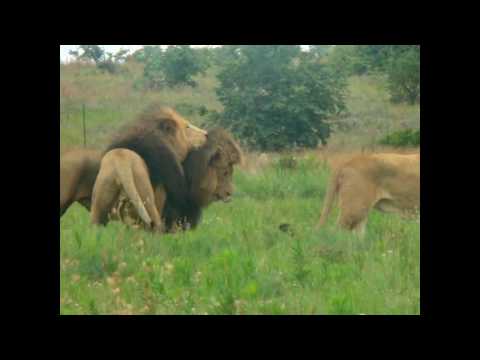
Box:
[195,132,242,206]
[212,164,234,203]
[185,127,208,149]
[153,108,207,162]
[198,162,234,206]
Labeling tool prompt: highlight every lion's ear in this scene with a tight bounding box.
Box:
[159,118,177,134]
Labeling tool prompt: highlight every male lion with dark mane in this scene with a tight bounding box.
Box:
[115,128,243,232]
[90,105,207,230]
[164,128,243,231]
[316,152,420,237]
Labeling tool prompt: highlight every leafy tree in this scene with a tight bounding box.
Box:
[162,45,209,87]
[309,45,333,58]
[213,45,347,151]
[69,45,105,64]
[140,45,209,89]
[192,47,214,67]
[385,46,420,104]
[131,47,151,63]
[110,48,130,63]
[355,45,391,71]
[141,46,165,89]
[328,45,420,104]
[327,45,368,75]
[68,45,130,74]
[209,45,241,66]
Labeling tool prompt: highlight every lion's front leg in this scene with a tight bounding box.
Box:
[152,185,167,233]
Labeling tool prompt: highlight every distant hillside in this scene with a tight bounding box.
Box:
[60,61,222,152]
[60,61,419,153]
[328,75,420,150]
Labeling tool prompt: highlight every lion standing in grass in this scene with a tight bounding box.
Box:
[316,152,420,237]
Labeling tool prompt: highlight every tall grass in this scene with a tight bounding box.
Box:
[61,157,420,315]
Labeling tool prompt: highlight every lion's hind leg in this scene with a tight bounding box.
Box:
[336,173,376,237]
[130,162,165,233]
[60,169,80,217]
[90,167,121,226]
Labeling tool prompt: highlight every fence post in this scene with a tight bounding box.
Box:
[82,103,86,148]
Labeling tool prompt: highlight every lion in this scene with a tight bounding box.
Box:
[60,149,102,217]
[90,105,207,229]
[114,128,243,232]
[316,152,420,237]
[164,128,243,231]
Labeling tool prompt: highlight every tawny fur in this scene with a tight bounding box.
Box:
[104,105,206,212]
[90,149,165,232]
[316,153,420,237]
[60,149,102,217]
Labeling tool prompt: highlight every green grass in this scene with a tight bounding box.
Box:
[60,157,420,315]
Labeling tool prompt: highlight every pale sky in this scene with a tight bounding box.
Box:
[60,45,223,62]
[60,45,310,62]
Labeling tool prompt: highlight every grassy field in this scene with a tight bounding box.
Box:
[60,154,419,315]
[60,61,420,315]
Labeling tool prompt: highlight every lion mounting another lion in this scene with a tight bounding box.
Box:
[60,105,206,219]
[90,105,207,231]
[111,127,243,232]
[316,152,420,237]
[60,104,243,234]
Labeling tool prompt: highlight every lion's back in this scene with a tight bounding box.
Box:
[340,152,420,211]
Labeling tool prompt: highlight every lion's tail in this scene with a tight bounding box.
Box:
[114,160,152,226]
[317,169,341,229]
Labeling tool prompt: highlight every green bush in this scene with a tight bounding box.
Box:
[378,129,420,147]
[386,47,420,104]
[142,45,210,90]
[213,45,347,151]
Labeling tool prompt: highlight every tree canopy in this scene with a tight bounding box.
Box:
[213,45,347,151]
